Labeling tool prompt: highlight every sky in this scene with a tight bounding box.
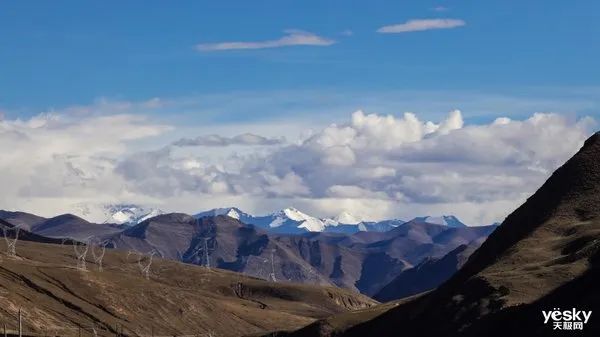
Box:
[0,1,599,225]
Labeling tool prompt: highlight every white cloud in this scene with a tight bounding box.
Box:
[196,29,335,51]
[326,185,387,199]
[173,133,284,147]
[0,101,596,226]
[0,112,170,217]
[263,172,311,197]
[112,109,595,224]
[377,19,466,33]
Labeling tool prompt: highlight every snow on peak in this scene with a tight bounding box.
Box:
[281,207,312,221]
[103,204,164,225]
[296,217,326,232]
[415,215,467,227]
[136,209,164,223]
[194,207,466,233]
[195,207,247,220]
[267,207,326,232]
[333,211,362,225]
[226,208,241,220]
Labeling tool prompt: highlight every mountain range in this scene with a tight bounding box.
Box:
[103,215,495,296]
[65,204,470,234]
[0,207,494,298]
[195,206,410,234]
[194,207,471,234]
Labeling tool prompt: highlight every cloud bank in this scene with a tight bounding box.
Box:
[0,106,595,225]
[196,30,335,51]
[0,112,169,217]
[377,19,466,33]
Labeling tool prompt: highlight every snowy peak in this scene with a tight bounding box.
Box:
[194,207,468,233]
[361,219,405,232]
[332,211,362,225]
[320,211,366,233]
[103,204,164,225]
[412,215,467,227]
[269,207,326,232]
[226,208,241,219]
[195,207,248,220]
[195,206,328,233]
[279,207,312,222]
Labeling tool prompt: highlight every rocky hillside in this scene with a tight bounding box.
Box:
[373,239,483,302]
[102,214,495,296]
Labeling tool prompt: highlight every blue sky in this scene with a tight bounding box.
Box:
[1,0,599,122]
[0,1,599,224]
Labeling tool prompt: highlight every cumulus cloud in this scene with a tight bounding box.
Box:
[196,29,335,51]
[0,112,170,216]
[172,133,284,147]
[377,19,466,33]
[0,104,595,226]
[111,109,595,224]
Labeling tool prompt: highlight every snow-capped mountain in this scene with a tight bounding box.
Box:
[196,207,327,233]
[194,207,255,224]
[361,219,406,232]
[102,204,164,225]
[267,207,327,232]
[195,207,407,234]
[412,215,467,228]
[321,211,367,233]
[73,203,469,233]
[69,203,164,225]
[332,211,362,225]
[195,207,251,222]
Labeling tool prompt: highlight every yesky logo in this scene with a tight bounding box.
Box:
[542,308,592,331]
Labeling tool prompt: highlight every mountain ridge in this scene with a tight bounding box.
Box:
[194,206,480,234]
[0,210,496,297]
[99,214,495,296]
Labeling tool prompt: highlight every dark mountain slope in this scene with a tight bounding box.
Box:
[106,214,344,285]
[0,212,123,240]
[105,214,493,295]
[0,210,46,230]
[373,240,481,302]
[0,218,76,245]
[333,221,496,265]
[31,214,123,240]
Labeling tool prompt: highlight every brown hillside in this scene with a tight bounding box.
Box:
[0,238,376,337]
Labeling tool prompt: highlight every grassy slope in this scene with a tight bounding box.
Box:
[0,239,376,337]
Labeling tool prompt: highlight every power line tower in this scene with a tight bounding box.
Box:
[268,248,277,282]
[203,237,211,270]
